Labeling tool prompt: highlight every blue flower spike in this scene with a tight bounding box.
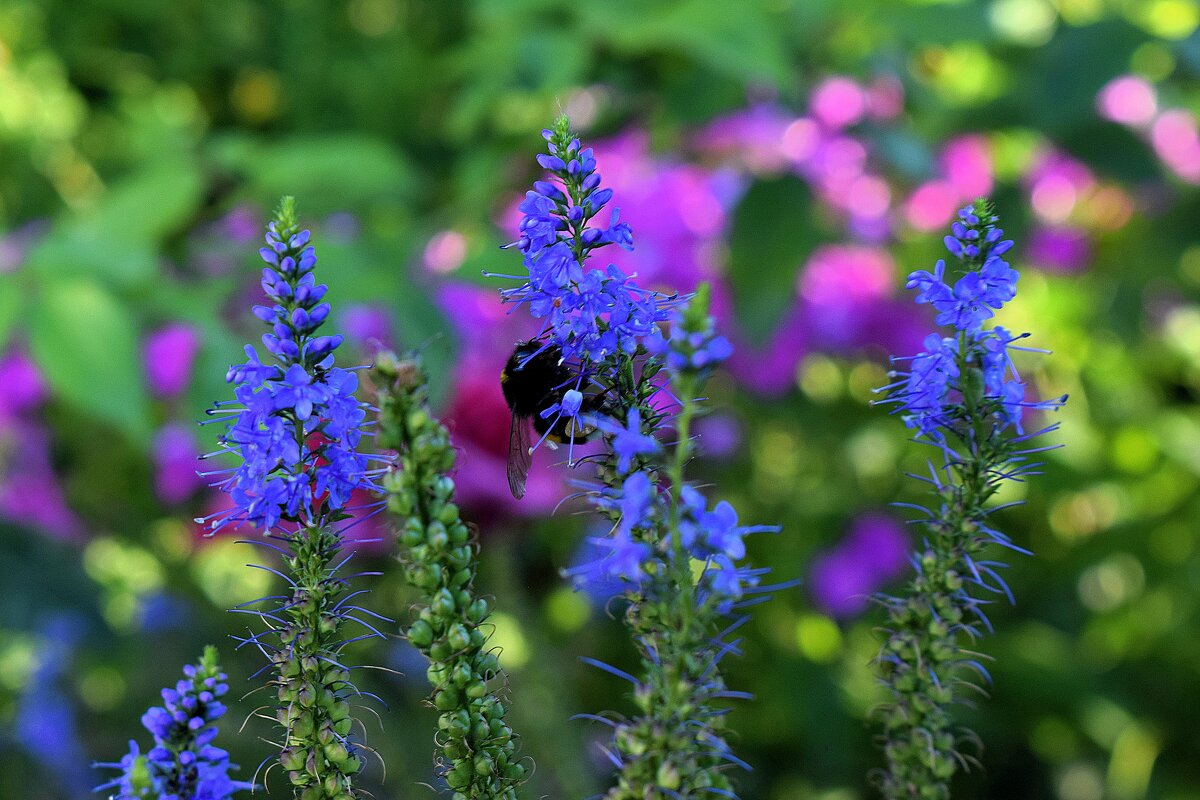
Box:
[204,197,386,800]
[495,121,783,800]
[873,200,1066,800]
[95,647,252,800]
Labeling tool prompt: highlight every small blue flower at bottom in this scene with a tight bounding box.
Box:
[95,647,250,800]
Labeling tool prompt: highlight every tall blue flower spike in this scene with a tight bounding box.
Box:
[202,198,387,800]
[493,117,783,800]
[95,647,252,800]
[873,201,1066,800]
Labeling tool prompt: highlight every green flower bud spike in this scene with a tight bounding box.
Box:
[375,351,526,800]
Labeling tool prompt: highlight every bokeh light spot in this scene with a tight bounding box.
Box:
[795,613,843,664]
[545,587,590,633]
[990,0,1058,46]
[488,611,530,670]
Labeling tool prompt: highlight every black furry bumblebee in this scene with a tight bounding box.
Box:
[501,341,598,499]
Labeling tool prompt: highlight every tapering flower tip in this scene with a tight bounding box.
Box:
[204,198,374,535]
[496,116,679,365]
[95,648,250,800]
[647,282,732,374]
[905,200,1018,334]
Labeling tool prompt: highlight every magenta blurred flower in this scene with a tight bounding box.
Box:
[1026,150,1095,223]
[152,423,206,505]
[939,135,993,200]
[0,220,49,274]
[1028,226,1092,273]
[340,304,393,353]
[222,204,262,245]
[1096,75,1157,128]
[0,348,47,422]
[694,413,743,460]
[143,323,201,398]
[798,245,896,351]
[692,103,794,173]
[904,180,959,232]
[0,421,83,540]
[809,512,909,618]
[1152,109,1200,184]
[810,76,867,130]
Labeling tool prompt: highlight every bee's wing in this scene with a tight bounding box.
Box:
[507,414,533,500]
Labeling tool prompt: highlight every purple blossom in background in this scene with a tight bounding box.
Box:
[339,304,393,353]
[1028,226,1092,273]
[694,413,743,459]
[0,348,82,539]
[152,423,206,505]
[143,324,202,399]
[810,513,909,618]
[222,205,262,245]
[0,348,47,421]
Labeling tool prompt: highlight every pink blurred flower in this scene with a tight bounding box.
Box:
[810,512,909,618]
[152,423,206,505]
[1096,75,1157,128]
[694,413,743,459]
[1028,226,1092,273]
[693,104,794,174]
[0,220,49,274]
[799,245,895,350]
[222,204,262,245]
[810,77,867,130]
[939,135,993,200]
[143,323,202,399]
[904,180,960,231]
[1026,150,1096,223]
[424,230,468,274]
[1151,109,1200,184]
[0,421,83,541]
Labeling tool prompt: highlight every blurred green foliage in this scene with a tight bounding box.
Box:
[1,1,1199,800]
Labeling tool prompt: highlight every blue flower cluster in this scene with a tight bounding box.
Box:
[203,202,373,533]
[96,648,250,800]
[492,117,678,365]
[647,303,734,375]
[884,204,1051,438]
[679,487,773,602]
[570,407,770,606]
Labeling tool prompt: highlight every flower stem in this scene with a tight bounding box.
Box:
[274,525,364,800]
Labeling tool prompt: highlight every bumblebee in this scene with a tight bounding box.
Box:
[501,341,598,499]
